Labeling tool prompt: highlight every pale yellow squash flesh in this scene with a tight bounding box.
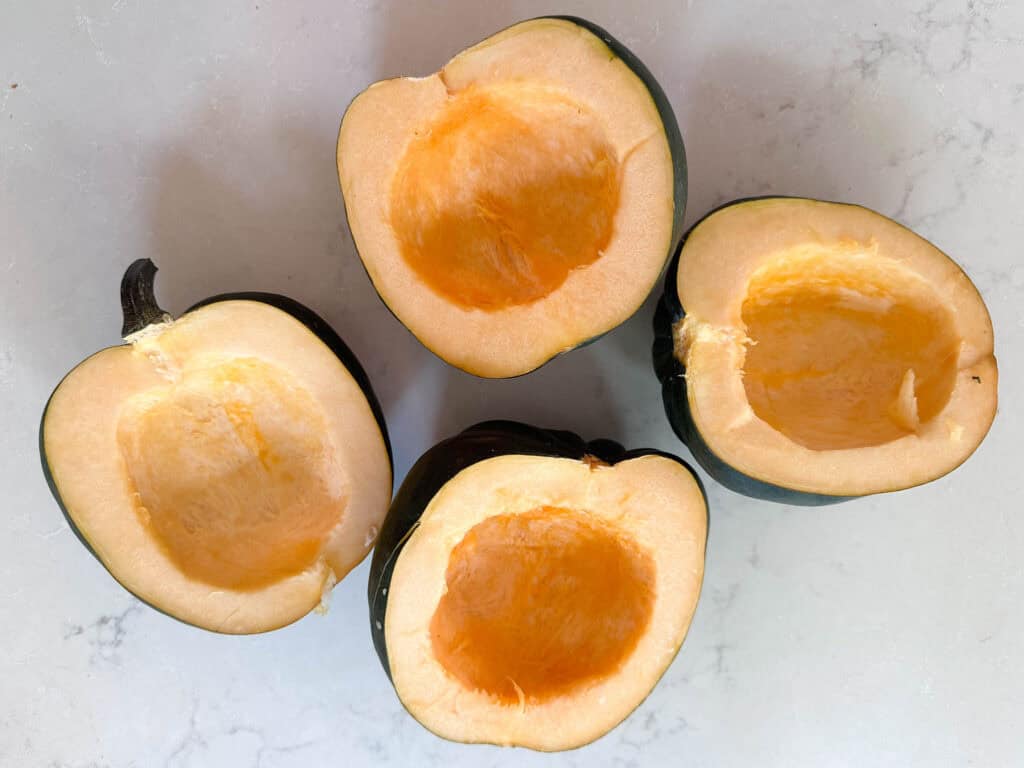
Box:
[338,18,675,377]
[116,356,344,591]
[43,301,391,633]
[385,454,706,751]
[675,198,997,495]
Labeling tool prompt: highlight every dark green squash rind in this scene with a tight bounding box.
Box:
[39,266,392,633]
[368,420,706,680]
[653,197,855,505]
[337,15,687,379]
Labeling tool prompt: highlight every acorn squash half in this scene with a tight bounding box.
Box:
[41,260,392,633]
[338,17,686,377]
[369,421,706,750]
[654,197,997,503]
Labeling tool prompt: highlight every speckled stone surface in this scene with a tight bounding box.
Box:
[1,2,1021,766]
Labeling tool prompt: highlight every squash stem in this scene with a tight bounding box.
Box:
[120,258,171,337]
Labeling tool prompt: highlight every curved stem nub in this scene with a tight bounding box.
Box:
[120,259,170,337]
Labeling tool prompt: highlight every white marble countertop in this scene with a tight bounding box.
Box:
[2,1,1021,766]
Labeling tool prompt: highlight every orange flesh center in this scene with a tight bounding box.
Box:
[117,357,345,590]
[741,247,961,450]
[390,82,621,311]
[430,507,655,704]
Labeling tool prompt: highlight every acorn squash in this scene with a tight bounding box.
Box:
[338,16,686,377]
[41,260,392,633]
[369,421,706,750]
[654,197,997,503]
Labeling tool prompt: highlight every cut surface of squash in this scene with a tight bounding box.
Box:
[117,356,346,591]
[664,197,997,498]
[430,506,655,705]
[339,17,684,377]
[42,279,391,633]
[391,82,620,311]
[382,449,706,750]
[740,244,961,451]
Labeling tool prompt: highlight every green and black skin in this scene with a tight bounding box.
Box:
[652,198,850,506]
[368,420,706,680]
[40,259,392,630]
[337,15,687,377]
